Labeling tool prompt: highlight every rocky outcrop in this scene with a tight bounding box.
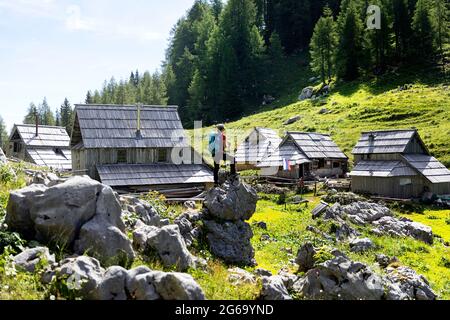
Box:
[133,221,199,271]
[322,192,366,205]
[13,247,55,273]
[6,176,135,267]
[385,266,436,300]
[319,201,433,244]
[372,217,433,244]
[203,178,257,266]
[46,256,206,300]
[289,255,437,300]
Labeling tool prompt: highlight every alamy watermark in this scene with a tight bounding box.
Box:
[367,5,381,30]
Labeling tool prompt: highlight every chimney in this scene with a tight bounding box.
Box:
[368,133,375,143]
[136,103,142,139]
[35,112,39,137]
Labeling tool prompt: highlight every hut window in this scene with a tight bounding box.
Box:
[399,178,412,186]
[318,159,325,168]
[157,148,168,163]
[117,150,127,163]
[13,142,21,153]
[333,162,340,168]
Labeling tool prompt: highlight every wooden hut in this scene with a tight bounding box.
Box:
[70,104,213,196]
[234,127,281,171]
[258,132,348,179]
[7,124,71,170]
[350,129,450,198]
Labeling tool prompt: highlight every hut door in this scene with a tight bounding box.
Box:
[299,164,304,179]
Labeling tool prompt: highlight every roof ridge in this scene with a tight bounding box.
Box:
[15,124,67,129]
[75,104,178,109]
[361,129,417,134]
[287,131,330,136]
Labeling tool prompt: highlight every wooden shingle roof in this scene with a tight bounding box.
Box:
[287,132,347,159]
[73,104,189,149]
[403,154,450,184]
[349,160,416,177]
[12,124,70,148]
[97,164,213,187]
[235,128,282,164]
[352,129,417,155]
[257,140,311,168]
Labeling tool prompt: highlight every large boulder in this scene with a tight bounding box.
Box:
[204,219,255,266]
[31,177,104,246]
[74,186,135,267]
[325,202,392,224]
[6,176,134,266]
[5,184,48,238]
[260,276,293,300]
[204,179,257,221]
[133,221,196,271]
[13,247,55,273]
[119,196,164,228]
[293,256,386,300]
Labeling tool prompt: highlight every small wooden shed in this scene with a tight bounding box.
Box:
[258,131,348,179]
[234,127,282,171]
[7,124,71,170]
[70,104,213,195]
[350,129,450,198]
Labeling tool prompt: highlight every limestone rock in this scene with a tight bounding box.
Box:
[295,242,316,272]
[13,247,55,273]
[260,276,293,300]
[204,219,255,266]
[133,222,196,271]
[204,179,258,221]
[349,238,375,253]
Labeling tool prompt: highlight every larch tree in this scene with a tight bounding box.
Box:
[310,7,338,84]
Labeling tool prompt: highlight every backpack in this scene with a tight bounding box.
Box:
[208,132,217,156]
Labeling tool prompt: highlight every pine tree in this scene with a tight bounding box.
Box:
[24,103,38,124]
[393,0,415,60]
[85,91,93,104]
[364,0,391,74]
[310,7,338,84]
[60,98,73,135]
[55,109,61,127]
[336,2,364,80]
[38,98,55,126]
[432,0,449,67]
[210,0,223,21]
[412,0,434,58]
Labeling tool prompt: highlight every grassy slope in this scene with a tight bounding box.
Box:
[249,193,450,300]
[192,59,450,167]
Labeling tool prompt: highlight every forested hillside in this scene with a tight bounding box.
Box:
[81,0,449,128]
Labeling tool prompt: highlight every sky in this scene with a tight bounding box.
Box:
[0,0,195,131]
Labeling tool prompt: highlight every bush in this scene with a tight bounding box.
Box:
[276,192,287,205]
[0,231,26,254]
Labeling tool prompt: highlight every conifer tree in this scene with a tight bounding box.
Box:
[412,0,434,58]
[310,7,337,83]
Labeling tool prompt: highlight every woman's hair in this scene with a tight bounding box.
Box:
[216,124,225,132]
